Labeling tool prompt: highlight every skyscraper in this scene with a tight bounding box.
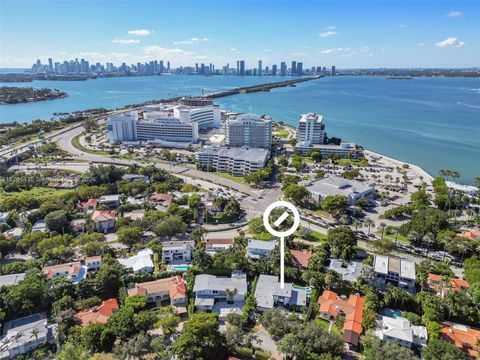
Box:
[159,60,164,73]
[272,64,277,76]
[296,62,303,76]
[280,62,286,76]
[258,60,262,75]
[48,58,53,72]
[239,60,245,76]
[236,60,240,75]
[331,66,336,76]
[291,61,296,76]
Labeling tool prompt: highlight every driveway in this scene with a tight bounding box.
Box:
[251,325,283,360]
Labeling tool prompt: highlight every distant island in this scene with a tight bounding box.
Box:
[0,86,67,104]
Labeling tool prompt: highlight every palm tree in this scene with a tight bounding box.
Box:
[455,240,470,262]
[225,288,238,304]
[422,232,436,257]
[20,220,32,233]
[365,218,375,235]
[378,222,387,238]
[30,328,40,342]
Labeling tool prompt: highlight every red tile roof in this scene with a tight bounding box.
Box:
[206,238,234,246]
[460,230,480,241]
[441,322,480,358]
[451,278,470,292]
[77,298,119,327]
[317,290,365,345]
[149,193,172,205]
[42,261,82,279]
[91,210,116,222]
[290,249,313,268]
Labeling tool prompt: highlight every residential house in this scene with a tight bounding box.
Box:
[42,261,88,283]
[84,255,102,271]
[77,298,119,327]
[77,198,98,213]
[205,238,234,255]
[317,290,365,348]
[149,193,173,207]
[247,239,277,259]
[3,227,23,241]
[0,273,25,287]
[122,174,149,182]
[325,258,364,282]
[460,230,480,241]
[440,322,480,359]
[118,249,154,274]
[373,255,416,292]
[290,249,313,269]
[124,209,145,221]
[70,219,87,234]
[31,220,47,233]
[254,274,307,312]
[375,315,428,349]
[427,273,470,298]
[193,270,247,317]
[98,194,121,209]
[128,275,187,308]
[161,240,194,264]
[0,313,55,360]
[91,210,116,233]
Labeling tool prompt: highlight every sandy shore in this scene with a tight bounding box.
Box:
[364,149,434,183]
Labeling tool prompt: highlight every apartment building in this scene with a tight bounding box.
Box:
[224,113,272,149]
[295,113,325,144]
[195,146,269,176]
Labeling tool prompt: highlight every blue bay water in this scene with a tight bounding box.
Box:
[0,75,479,184]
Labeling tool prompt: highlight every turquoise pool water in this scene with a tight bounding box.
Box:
[292,285,312,295]
[173,265,190,271]
[383,308,402,318]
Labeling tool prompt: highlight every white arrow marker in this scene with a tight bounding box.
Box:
[274,211,289,227]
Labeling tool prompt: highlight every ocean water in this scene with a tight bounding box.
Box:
[216,76,480,185]
[0,75,294,123]
[0,75,479,184]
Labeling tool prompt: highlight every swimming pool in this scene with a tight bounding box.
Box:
[10,313,44,328]
[168,264,190,272]
[383,308,402,318]
[292,285,312,295]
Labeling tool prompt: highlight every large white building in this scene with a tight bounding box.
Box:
[295,113,325,144]
[301,175,375,205]
[107,111,138,142]
[373,255,416,292]
[195,146,269,176]
[107,102,219,144]
[224,113,272,149]
[295,142,358,158]
[375,315,427,349]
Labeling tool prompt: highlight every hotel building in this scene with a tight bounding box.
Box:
[295,112,326,144]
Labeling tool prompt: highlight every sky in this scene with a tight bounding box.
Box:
[0,0,479,69]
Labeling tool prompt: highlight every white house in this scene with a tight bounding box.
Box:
[161,240,194,264]
[0,313,55,359]
[205,238,234,255]
[254,274,307,312]
[98,194,121,209]
[247,239,277,259]
[374,255,416,292]
[375,315,428,349]
[3,227,23,241]
[118,249,154,274]
[193,270,247,317]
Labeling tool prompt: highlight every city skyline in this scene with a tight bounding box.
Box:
[1,0,479,68]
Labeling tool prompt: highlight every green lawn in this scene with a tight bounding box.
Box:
[273,129,289,138]
[309,230,327,242]
[385,233,410,244]
[315,318,342,336]
[71,133,109,155]
[0,187,73,200]
[215,172,246,184]
[337,158,370,167]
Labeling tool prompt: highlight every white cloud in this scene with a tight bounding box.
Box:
[398,24,407,28]
[318,31,338,38]
[127,29,152,36]
[321,47,350,54]
[435,37,465,48]
[173,37,210,45]
[112,39,140,44]
[230,48,238,53]
[325,26,336,30]
[144,46,194,56]
[446,11,462,17]
[291,52,308,57]
[418,42,425,47]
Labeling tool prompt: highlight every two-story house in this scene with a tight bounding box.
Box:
[161,240,194,264]
[98,194,121,209]
[254,274,308,312]
[193,270,247,316]
[374,255,416,292]
[128,275,187,308]
[205,238,234,255]
[91,210,116,233]
[246,239,277,259]
[375,315,428,349]
[317,290,365,349]
[42,261,88,283]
